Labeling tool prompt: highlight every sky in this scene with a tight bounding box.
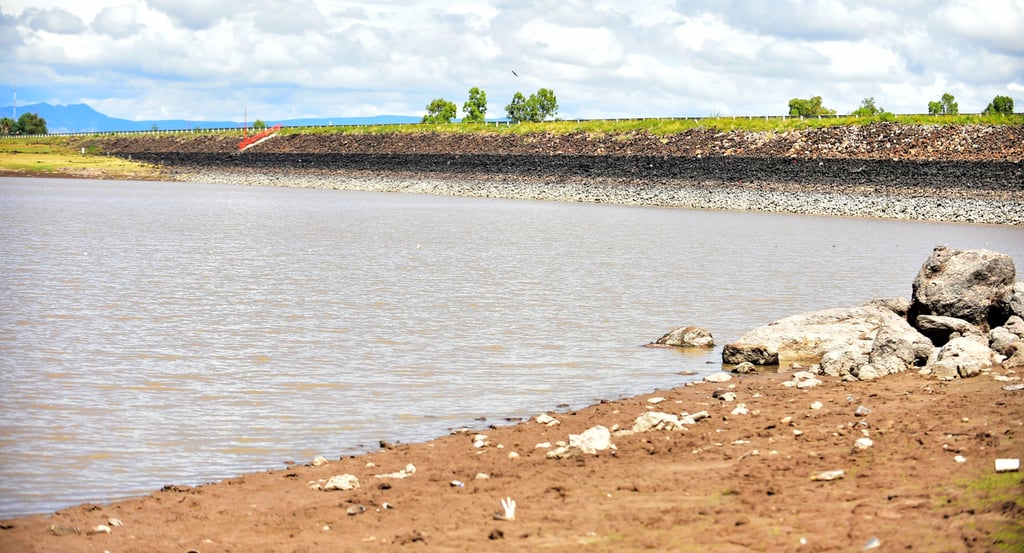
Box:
[1,0,1022,122]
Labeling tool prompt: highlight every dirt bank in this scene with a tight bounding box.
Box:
[86,124,1024,201]
[2,369,1021,552]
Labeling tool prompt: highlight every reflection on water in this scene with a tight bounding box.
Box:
[1,177,1022,518]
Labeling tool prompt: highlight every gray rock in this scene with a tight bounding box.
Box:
[821,343,871,378]
[1003,315,1024,337]
[722,343,778,365]
[323,474,360,491]
[909,246,1017,332]
[915,314,981,345]
[1003,347,1024,370]
[927,337,999,379]
[867,320,935,375]
[864,297,911,317]
[546,426,612,459]
[989,326,1021,357]
[723,304,909,366]
[652,326,714,348]
[1011,282,1024,318]
[704,372,733,383]
[731,361,756,374]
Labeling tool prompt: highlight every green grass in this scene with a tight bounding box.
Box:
[3,112,1021,147]
[0,138,163,178]
[954,471,1024,552]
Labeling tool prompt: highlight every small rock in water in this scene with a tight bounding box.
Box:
[732,362,756,374]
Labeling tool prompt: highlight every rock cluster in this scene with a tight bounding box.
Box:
[723,246,1024,381]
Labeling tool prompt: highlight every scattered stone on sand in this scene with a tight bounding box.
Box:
[811,470,846,481]
[317,474,360,491]
[854,437,874,451]
[375,464,416,479]
[535,413,560,426]
[704,372,732,383]
[547,425,613,459]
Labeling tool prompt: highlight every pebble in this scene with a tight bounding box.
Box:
[704,372,733,383]
[87,524,111,535]
[810,401,823,410]
[811,469,845,481]
[854,437,874,450]
[535,413,560,426]
[995,458,1020,472]
[322,474,360,491]
[730,404,750,416]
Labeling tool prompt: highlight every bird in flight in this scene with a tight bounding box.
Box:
[511,70,519,77]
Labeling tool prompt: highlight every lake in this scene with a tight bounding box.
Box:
[1,177,1021,518]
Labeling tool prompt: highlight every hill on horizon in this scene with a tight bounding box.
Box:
[1,103,421,133]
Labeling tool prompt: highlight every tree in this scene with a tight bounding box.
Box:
[851,97,884,117]
[928,93,958,115]
[253,119,268,130]
[530,88,558,120]
[422,98,457,124]
[983,95,1014,115]
[0,117,13,134]
[14,112,47,134]
[505,92,529,123]
[505,88,559,123]
[462,87,487,123]
[788,96,835,116]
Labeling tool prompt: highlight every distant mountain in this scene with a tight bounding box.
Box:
[1,103,421,133]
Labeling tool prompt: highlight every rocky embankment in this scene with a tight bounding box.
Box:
[88,123,1024,224]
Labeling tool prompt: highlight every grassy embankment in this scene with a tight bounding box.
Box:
[0,139,165,179]
[1,113,1021,179]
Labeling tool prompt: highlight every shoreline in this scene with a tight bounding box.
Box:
[175,166,1024,226]
[2,368,1020,551]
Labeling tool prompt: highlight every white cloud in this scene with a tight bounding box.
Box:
[20,7,85,34]
[0,0,1021,121]
[92,6,142,38]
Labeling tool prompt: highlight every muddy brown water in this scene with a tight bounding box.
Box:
[1,176,1021,518]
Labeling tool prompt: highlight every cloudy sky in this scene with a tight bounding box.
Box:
[2,0,1022,122]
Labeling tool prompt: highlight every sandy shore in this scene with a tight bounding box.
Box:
[1,367,1021,552]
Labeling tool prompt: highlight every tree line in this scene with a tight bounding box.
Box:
[0,113,48,134]
[788,93,1014,117]
[422,87,559,124]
